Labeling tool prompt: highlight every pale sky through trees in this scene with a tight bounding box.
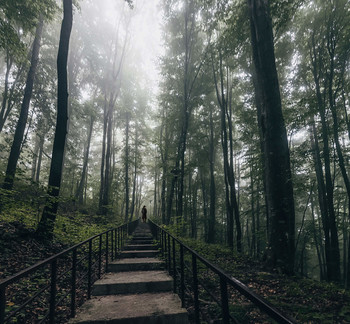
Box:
[76,0,163,100]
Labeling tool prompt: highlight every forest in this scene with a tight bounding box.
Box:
[1,0,350,319]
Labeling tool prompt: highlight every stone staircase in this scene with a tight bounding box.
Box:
[69,221,188,324]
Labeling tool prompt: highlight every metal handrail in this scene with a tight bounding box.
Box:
[149,219,297,324]
[0,219,139,324]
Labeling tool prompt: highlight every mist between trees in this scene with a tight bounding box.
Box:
[0,0,350,287]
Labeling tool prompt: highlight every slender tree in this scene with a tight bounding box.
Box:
[36,0,73,240]
[76,114,94,205]
[3,17,44,190]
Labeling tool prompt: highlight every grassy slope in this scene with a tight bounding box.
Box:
[0,198,119,279]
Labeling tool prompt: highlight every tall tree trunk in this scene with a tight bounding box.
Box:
[327,34,348,284]
[212,54,238,250]
[161,168,167,224]
[124,112,130,222]
[102,96,114,215]
[0,54,25,133]
[227,94,242,252]
[310,118,332,280]
[0,53,13,132]
[208,105,216,243]
[36,0,72,240]
[130,128,138,222]
[76,115,94,205]
[160,107,169,224]
[311,192,326,280]
[35,134,45,183]
[167,0,202,223]
[248,0,295,274]
[3,17,44,190]
[309,32,341,282]
[98,95,108,214]
[31,134,40,181]
[199,168,209,241]
[153,161,158,219]
[250,161,256,257]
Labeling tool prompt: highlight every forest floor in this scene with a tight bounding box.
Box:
[181,238,350,323]
[1,220,350,323]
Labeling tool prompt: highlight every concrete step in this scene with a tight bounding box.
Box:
[132,235,153,240]
[133,229,152,234]
[123,244,157,251]
[120,250,158,258]
[108,258,164,272]
[69,292,189,324]
[130,238,154,244]
[92,271,172,295]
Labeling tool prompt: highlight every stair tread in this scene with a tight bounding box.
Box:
[126,244,156,247]
[94,270,171,285]
[70,222,188,323]
[69,292,188,323]
[111,257,163,264]
[121,249,157,253]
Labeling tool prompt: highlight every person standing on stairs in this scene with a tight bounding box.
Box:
[141,205,147,222]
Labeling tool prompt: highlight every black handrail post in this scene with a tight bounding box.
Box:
[70,248,77,318]
[220,275,230,324]
[88,240,92,299]
[117,227,119,253]
[160,230,163,253]
[98,235,102,279]
[105,231,109,272]
[114,228,117,259]
[122,226,125,247]
[111,230,114,261]
[180,244,185,308]
[168,233,171,273]
[172,237,176,293]
[0,286,5,323]
[49,259,57,324]
[164,232,168,270]
[192,254,200,324]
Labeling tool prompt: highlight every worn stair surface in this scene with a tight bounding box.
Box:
[69,221,188,324]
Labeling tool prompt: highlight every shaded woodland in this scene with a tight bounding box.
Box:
[1,0,350,292]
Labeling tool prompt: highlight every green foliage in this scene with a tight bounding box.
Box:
[0,0,57,60]
[0,190,120,247]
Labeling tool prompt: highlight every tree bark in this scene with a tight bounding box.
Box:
[208,104,216,243]
[130,127,138,222]
[212,53,241,251]
[0,53,13,132]
[36,0,72,240]
[0,53,26,133]
[124,112,130,222]
[3,17,44,190]
[76,115,94,205]
[102,95,114,215]
[98,94,108,214]
[248,0,295,274]
[327,28,349,284]
[309,31,341,282]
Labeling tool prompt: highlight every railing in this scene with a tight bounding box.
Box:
[0,219,139,324]
[149,220,297,324]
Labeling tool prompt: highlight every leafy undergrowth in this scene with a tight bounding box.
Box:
[0,196,122,323]
[0,195,119,279]
[178,238,350,324]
